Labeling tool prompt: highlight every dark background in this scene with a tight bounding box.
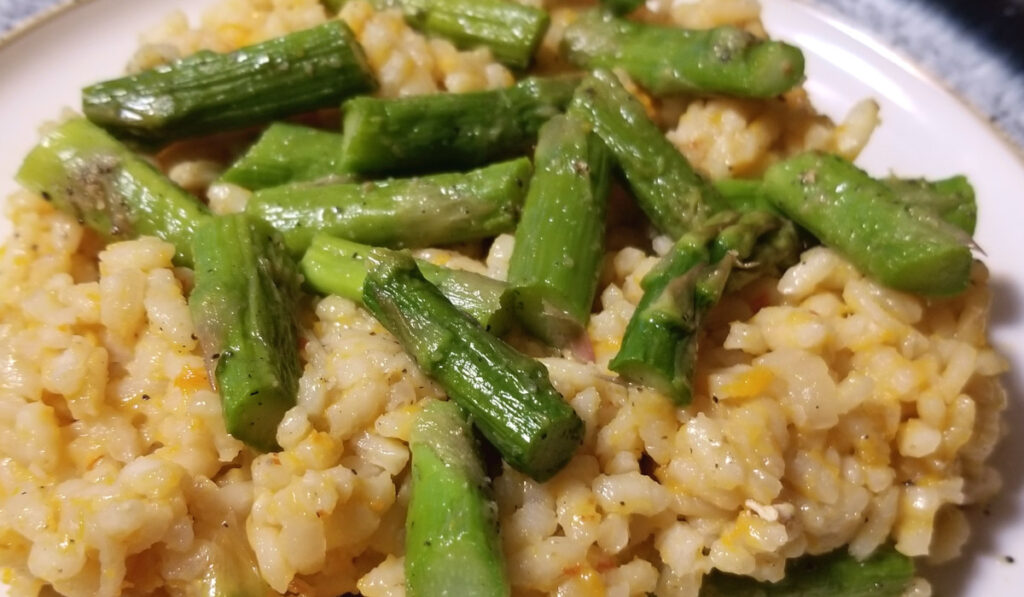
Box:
[936,0,1024,70]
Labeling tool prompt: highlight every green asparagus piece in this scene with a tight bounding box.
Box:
[762,152,973,296]
[700,545,914,597]
[885,175,976,234]
[401,0,549,69]
[599,0,643,16]
[16,118,211,266]
[562,10,805,98]
[726,218,802,291]
[607,220,721,404]
[405,400,510,597]
[247,157,531,255]
[219,123,353,190]
[569,69,726,238]
[716,175,977,234]
[362,248,584,481]
[82,21,376,142]
[609,211,787,404]
[505,114,611,347]
[340,75,579,175]
[300,234,513,334]
[189,214,303,453]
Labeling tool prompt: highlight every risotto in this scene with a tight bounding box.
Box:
[0,0,1007,596]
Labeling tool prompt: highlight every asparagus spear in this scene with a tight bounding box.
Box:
[505,114,611,347]
[700,544,914,597]
[340,75,579,176]
[762,151,973,296]
[608,218,724,405]
[609,211,791,405]
[16,117,211,266]
[300,234,514,334]
[885,175,977,234]
[562,10,805,98]
[219,123,353,190]
[569,69,726,239]
[82,21,376,142]
[716,175,977,234]
[247,157,531,255]
[189,214,303,453]
[405,400,510,597]
[401,0,549,69]
[362,248,583,481]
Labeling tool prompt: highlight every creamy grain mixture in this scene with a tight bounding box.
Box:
[0,0,1006,596]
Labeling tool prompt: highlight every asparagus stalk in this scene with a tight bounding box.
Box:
[300,234,514,334]
[609,211,790,405]
[569,69,726,238]
[189,214,303,453]
[340,75,579,175]
[405,400,510,597]
[608,221,721,405]
[16,117,211,266]
[247,157,531,255]
[362,248,584,481]
[699,545,914,597]
[82,21,376,142]
[885,175,977,234]
[716,175,978,234]
[562,10,805,98]
[505,114,612,347]
[762,152,973,296]
[726,218,802,291]
[401,0,549,69]
[219,123,353,190]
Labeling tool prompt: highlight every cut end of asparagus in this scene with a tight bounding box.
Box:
[362,247,583,482]
[508,400,586,483]
[745,36,806,98]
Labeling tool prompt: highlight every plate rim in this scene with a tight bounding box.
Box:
[0,0,80,49]
[781,0,1024,168]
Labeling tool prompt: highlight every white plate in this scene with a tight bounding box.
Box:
[1,0,1022,594]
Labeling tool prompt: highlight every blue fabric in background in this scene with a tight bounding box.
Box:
[1,0,1022,150]
[817,0,1024,151]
